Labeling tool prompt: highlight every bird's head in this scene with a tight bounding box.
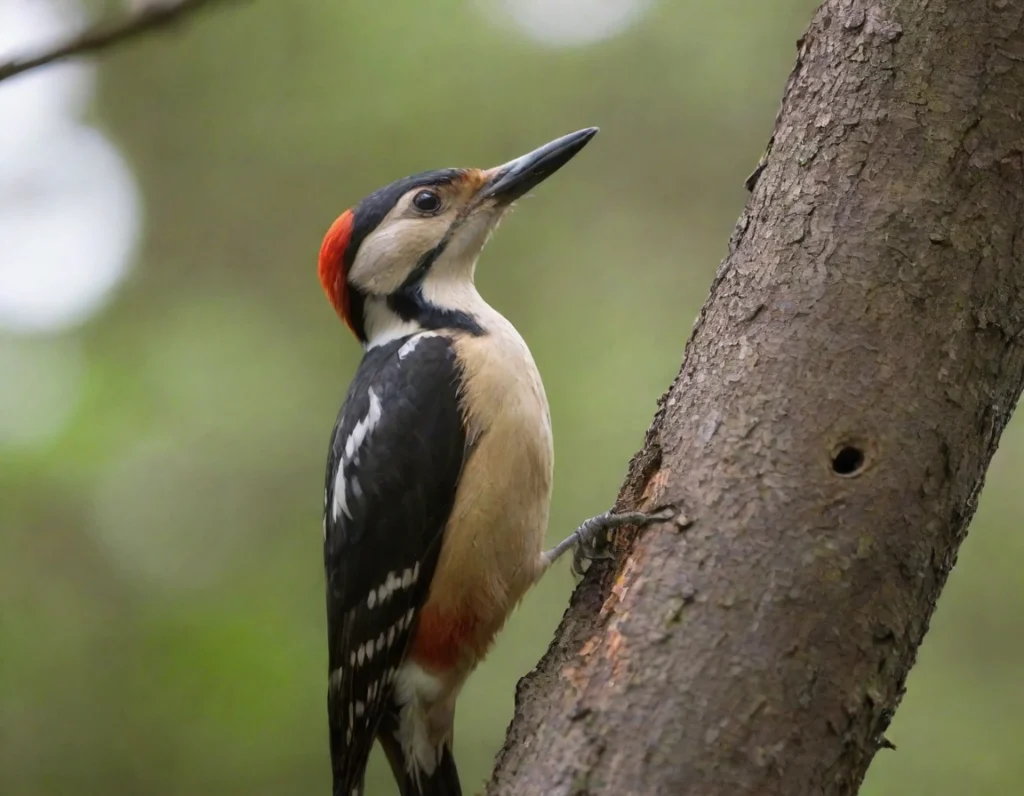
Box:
[318,127,598,346]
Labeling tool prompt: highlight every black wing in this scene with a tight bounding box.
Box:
[324,333,467,796]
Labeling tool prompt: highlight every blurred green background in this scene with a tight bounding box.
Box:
[2,1,1022,794]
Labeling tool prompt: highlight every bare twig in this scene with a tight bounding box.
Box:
[0,0,240,84]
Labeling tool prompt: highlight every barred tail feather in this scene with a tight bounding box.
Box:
[403,746,461,796]
[329,688,374,796]
[378,723,462,796]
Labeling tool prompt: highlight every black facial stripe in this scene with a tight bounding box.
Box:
[387,288,485,337]
[343,168,465,272]
[343,169,465,343]
[347,285,368,343]
[388,213,483,336]
[398,181,488,294]
[400,237,450,292]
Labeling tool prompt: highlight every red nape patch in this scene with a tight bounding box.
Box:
[318,209,355,333]
[410,606,483,672]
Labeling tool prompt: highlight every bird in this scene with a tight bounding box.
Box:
[317,127,670,796]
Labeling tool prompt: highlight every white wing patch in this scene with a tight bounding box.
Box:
[332,387,383,522]
[398,331,440,361]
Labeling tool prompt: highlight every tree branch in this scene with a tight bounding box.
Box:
[0,0,239,84]
[487,0,1024,793]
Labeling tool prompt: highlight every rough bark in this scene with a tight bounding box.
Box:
[486,1,1024,794]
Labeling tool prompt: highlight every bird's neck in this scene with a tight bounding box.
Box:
[363,278,491,350]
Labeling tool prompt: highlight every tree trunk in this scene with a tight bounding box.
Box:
[486,0,1024,794]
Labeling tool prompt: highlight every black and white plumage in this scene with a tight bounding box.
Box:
[324,333,467,796]
[314,127,670,796]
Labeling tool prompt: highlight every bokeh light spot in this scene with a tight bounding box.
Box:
[0,0,94,152]
[474,0,656,47]
[0,124,142,334]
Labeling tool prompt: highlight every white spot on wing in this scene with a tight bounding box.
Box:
[368,570,410,607]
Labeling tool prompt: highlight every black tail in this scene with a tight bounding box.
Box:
[398,746,461,796]
[331,746,370,796]
[333,776,364,796]
[377,719,462,796]
[329,703,373,796]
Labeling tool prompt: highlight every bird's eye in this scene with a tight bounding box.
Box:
[412,190,442,213]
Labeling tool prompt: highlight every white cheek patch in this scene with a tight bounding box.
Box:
[350,218,448,295]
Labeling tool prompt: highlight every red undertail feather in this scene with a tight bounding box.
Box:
[410,606,484,672]
[318,209,355,333]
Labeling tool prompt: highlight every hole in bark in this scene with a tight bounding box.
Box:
[831,446,865,476]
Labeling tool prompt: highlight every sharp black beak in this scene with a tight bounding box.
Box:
[479,127,599,203]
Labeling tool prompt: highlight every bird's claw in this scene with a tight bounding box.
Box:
[569,506,675,576]
[571,527,615,576]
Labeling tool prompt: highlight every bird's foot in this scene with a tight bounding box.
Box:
[541,507,675,575]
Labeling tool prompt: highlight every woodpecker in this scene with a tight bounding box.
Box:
[318,128,669,796]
